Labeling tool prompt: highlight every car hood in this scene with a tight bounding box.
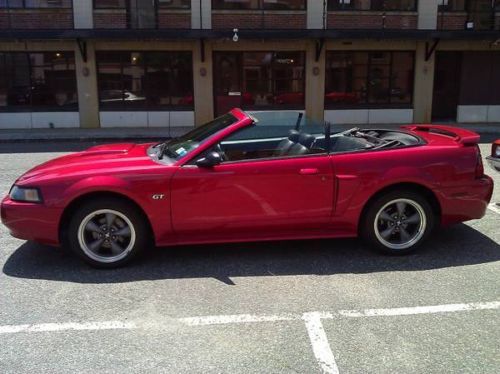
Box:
[17,143,159,184]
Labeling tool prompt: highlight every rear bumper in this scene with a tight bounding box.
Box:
[1,196,60,246]
[486,156,500,172]
[437,176,494,226]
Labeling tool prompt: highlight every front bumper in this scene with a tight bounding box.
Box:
[1,196,61,246]
[486,156,500,172]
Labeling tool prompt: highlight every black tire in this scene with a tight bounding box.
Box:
[361,190,435,255]
[66,197,150,268]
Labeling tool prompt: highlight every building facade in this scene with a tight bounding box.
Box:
[0,0,499,130]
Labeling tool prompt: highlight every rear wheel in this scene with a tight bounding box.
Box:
[361,191,435,255]
[66,198,150,268]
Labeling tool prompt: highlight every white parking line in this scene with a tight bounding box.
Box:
[0,321,136,334]
[338,301,500,318]
[1,301,498,373]
[180,313,296,326]
[303,312,339,374]
[488,203,500,215]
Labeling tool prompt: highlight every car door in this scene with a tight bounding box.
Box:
[170,155,335,239]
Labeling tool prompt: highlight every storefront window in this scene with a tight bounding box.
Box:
[212,0,305,10]
[0,0,72,7]
[96,51,193,110]
[158,0,190,8]
[0,52,77,111]
[327,0,417,11]
[325,51,414,108]
[214,51,305,115]
[93,0,126,8]
[438,0,465,12]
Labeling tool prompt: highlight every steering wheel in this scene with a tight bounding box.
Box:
[214,143,228,161]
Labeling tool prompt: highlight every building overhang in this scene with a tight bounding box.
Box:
[0,28,499,41]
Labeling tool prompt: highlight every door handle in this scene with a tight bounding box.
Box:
[299,168,319,175]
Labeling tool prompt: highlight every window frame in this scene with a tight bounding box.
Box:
[96,50,194,111]
[0,51,78,112]
[213,51,307,113]
[324,50,416,110]
[0,0,73,9]
[327,0,418,12]
[93,0,191,10]
[211,0,307,11]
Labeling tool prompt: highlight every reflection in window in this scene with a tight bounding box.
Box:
[96,51,193,110]
[437,0,465,11]
[93,0,126,8]
[0,0,72,8]
[325,51,414,107]
[214,51,305,112]
[327,0,417,11]
[158,0,191,8]
[212,0,305,10]
[0,52,77,110]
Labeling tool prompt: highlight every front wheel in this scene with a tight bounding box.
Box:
[361,191,435,255]
[66,198,150,268]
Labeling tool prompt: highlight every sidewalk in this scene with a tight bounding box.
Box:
[0,123,498,143]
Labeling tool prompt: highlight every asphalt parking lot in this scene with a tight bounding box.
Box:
[0,141,499,374]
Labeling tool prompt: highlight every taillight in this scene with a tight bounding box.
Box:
[475,145,484,178]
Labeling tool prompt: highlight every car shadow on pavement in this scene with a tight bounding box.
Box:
[3,223,500,285]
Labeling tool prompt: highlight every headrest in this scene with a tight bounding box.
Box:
[298,133,316,148]
[288,130,300,142]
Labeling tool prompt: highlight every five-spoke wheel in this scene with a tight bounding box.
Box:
[362,191,435,254]
[78,209,136,264]
[67,197,149,268]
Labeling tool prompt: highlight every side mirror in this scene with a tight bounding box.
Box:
[196,151,223,168]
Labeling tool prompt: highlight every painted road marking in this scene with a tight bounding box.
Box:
[1,301,498,373]
[488,203,500,215]
[303,312,339,374]
[180,313,296,326]
[0,321,135,335]
[338,301,500,318]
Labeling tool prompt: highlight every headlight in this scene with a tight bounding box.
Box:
[9,186,42,203]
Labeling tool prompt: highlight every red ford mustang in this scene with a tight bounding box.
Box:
[1,109,494,268]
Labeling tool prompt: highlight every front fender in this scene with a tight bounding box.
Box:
[50,174,172,246]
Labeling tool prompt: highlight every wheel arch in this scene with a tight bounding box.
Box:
[58,191,155,247]
[358,182,442,234]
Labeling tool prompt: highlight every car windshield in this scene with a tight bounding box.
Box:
[159,113,238,159]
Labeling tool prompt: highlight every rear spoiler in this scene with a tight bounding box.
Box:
[402,124,480,145]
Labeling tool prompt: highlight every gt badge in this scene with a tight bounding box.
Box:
[152,194,165,200]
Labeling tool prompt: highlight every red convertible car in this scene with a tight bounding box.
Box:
[1,109,494,268]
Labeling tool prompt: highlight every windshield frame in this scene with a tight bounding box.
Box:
[158,112,241,161]
[173,109,253,165]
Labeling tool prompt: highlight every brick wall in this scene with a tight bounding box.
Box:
[0,9,73,29]
[436,13,467,30]
[327,12,417,29]
[212,11,306,29]
[158,11,191,29]
[93,10,127,29]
